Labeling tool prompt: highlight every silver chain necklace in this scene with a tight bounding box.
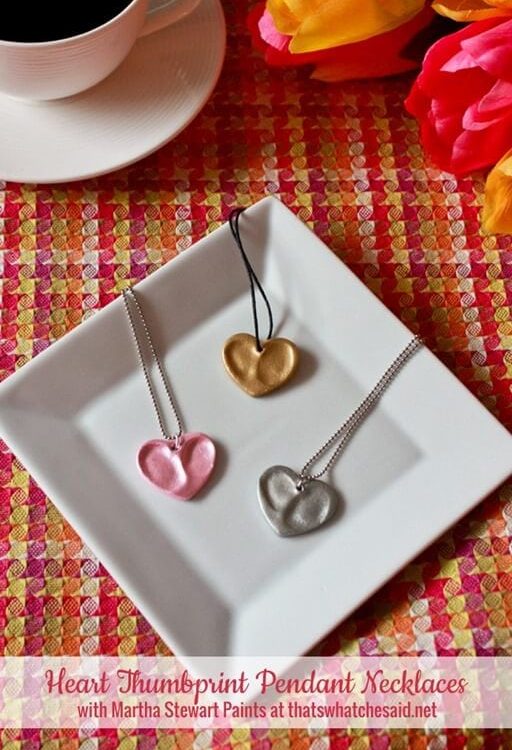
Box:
[258,336,423,537]
[123,287,216,501]
[123,287,184,442]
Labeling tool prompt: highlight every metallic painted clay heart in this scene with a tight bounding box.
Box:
[223,333,299,397]
[258,465,338,536]
[138,432,215,500]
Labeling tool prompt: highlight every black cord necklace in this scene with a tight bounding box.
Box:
[222,207,300,397]
[229,208,273,352]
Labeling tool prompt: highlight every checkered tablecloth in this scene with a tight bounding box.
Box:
[0,0,511,746]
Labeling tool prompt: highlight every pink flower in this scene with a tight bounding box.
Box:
[405,17,512,174]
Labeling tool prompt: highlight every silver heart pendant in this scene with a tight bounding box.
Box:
[258,465,339,537]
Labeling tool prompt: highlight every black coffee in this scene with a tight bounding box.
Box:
[1,1,132,43]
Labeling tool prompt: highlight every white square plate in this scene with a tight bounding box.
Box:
[0,197,510,657]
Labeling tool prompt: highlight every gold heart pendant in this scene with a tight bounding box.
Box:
[223,333,299,397]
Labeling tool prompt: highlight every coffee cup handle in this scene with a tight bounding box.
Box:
[139,0,201,37]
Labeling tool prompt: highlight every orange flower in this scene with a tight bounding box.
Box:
[483,149,512,233]
[267,0,426,52]
[433,0,512,22]
[249,3,436,82]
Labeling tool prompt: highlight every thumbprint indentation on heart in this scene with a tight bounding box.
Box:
[138,433,215,501]
[284,489,334,532]
[139,442,187,488]
[257,342,294,386]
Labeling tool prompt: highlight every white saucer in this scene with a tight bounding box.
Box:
[0,0,225,184]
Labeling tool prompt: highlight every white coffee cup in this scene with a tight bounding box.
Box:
[0,0,200,101]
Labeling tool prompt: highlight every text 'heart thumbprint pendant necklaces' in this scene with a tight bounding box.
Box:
[222,208,300,397]
[259,336,423,537]
[122,286,215,501]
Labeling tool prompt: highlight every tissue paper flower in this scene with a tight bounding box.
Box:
[433,0,512,22]
[249,3,436,82]
[405,16,512,173]
[482,148,512,232]
[266,0,426,52]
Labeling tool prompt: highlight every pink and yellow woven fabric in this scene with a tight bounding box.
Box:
[0,0,511,746]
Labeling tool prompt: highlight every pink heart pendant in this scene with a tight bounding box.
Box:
[138,433,216,501]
